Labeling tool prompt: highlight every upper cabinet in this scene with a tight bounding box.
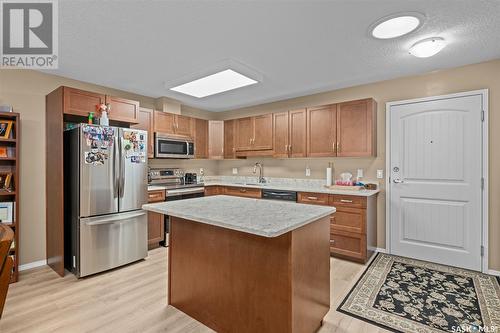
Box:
[273,109,307,158]
[105,95,140,123]
[153,111,193,137]
[235,114,273,153]
[194,118,208,159]
[208,121,224,160]
[63,87,105,117]
[224,120,236,159]
[62,87,139,123]
[307,105,337,157]
[131,107,154,158]
[336,99,377,157]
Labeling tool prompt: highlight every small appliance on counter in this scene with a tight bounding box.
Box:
[149,168,205,247]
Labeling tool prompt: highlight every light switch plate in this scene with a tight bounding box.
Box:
[232,168,238,175]
[377,169,384,179]
[305,167,311,177]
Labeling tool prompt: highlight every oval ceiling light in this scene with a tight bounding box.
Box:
[409,37,447,58]
[371,13,423,39]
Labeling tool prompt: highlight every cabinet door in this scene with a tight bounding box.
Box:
[105,95,140,123]
[289,109,307,158]
[204,186,221,196]
[131,107,154,158]
[252,114,273,150]
[208,120,224,159]
[273,112,289,158]
[223,186,262,198]
[154,110,175,134]
[224,119,236,159]
[63,87,105,117]
[175,115,193,137]
[337,98,376,157]
[330,230,366,262]
[235,117,254,151]
[194,118,208,159]
[307,105,336,157]
[147,211,164,247]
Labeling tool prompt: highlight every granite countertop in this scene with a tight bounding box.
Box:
[142,195,335,237]
[201,181,380,197]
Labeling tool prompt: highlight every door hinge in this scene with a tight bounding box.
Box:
[481,110,485,122]
[481,246,485,257]
[481,177,484,190]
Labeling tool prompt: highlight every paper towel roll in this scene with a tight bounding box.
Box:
[326,167,332,186]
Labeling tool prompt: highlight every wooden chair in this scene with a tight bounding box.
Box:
[0,224,14,318]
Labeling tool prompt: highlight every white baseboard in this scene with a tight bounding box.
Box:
[488,269,500,277]
[374,247,387,253]
[19,259,47,272]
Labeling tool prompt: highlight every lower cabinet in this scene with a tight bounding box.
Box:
[204,186,222,196]
[298,192,377,263]
[147,190,166,249]
[223,186,262,198]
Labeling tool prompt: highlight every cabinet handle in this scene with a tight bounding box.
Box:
[289,145,292,153]
[340,199,353,203]
[337,142,340,153]
[240,189,247,192]
[307,196,318,200]
[333,142,336,153]
[330,240,335,244]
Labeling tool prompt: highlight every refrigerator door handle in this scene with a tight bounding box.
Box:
[113,138,119,198]
[119,136,125,198]
[83,211,146,226]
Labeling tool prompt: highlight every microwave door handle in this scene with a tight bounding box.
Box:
[186,141,190,156]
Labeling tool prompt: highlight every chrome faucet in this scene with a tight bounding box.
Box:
[253,162,266,183]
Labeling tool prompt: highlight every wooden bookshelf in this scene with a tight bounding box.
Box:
[0,112,20,283]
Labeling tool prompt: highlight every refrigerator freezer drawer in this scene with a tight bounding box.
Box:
[79,210,147,277]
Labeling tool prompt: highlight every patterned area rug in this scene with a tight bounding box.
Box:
[338,253,500,333]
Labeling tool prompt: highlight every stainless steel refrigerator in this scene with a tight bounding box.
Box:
[64,124,148,277]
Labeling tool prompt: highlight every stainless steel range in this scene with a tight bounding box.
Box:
[149,168,204,246]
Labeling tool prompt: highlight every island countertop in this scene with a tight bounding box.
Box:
[142,195,335,238]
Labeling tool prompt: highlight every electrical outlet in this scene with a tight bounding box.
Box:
[305,166,311,177]
[199,168,204,175]
[377,169,384,179]
[232,168,238,175]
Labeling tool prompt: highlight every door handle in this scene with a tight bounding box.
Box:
[119,137,125,197]
[84,211,146,226]
[393,178,404,183]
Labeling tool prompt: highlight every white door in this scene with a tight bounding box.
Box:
[389,93,484,271]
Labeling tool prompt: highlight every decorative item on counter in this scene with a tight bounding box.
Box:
[82,125,114,166]
[336,172,354,186]
[356,168,364,183]
[0,119,13,139]
[326,162,333,186]
[364,183,378,190]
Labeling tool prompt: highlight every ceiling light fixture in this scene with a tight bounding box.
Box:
[409,37,447,58]
[370,13,423,39]
[170,69,258,98]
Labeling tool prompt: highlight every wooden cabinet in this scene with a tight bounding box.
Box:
[175,115,194,137]
[307,105,337,157]
[235,114,273,152]
[105,95,140,123]
[208,121,224,159]
[273,109,307,158]
[224,119,236,159]
[194,118,208,159]
[337,99,377,157]
[147,190,165,249]
[153,111,175,134]
[63,87,105,117]
[223,186,262,199]
[297,191,377,263]
[131,107,154,158]
[204,186,222,196]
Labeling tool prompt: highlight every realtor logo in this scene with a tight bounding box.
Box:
[1,0,58,68]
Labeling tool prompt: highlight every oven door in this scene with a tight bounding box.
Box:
[155,135,191,158]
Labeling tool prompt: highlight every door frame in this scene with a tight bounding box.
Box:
[385,89,489,273]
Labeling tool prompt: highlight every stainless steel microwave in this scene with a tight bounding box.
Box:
[155,133,194,158]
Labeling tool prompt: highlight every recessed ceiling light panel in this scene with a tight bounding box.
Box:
[170,69,258,98]
[370,13,424,39]
[409,37,447,58]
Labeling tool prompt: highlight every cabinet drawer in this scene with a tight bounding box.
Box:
[148,190,165,203]
[330,207,365,234]
[297,192,329,205]
[329,194,366,208]
[224,186,262,198]
[330,230,366,261]
[204,186,221,196]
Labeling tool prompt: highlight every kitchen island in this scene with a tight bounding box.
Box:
[143,195,335,333]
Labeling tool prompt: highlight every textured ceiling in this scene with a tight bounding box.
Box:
[48,0,500,111]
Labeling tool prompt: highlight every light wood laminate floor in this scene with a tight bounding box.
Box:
[0,247,389,333]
